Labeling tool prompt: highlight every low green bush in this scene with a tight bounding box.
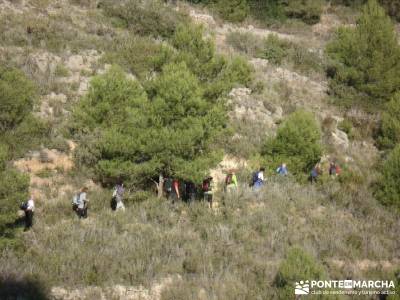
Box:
[260,34,291,65]
[0,146,30,245]
[225,31,263,57]
[215,0,250,23]
[275,246,326,299]
[338,119,355,140]
[282,0,324,25]
[104,35,173,80]
[377,93,400,149]
[101,0,188,38]
[263,110,322,175]
[375,144,400,212]
[0,66,36,132]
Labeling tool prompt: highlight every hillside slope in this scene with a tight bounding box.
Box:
[0,0,399,299]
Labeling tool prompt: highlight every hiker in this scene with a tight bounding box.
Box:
[310,163,321,183]
[185,181,196,204]
[276,163,288,176]
[164,177,173,199]
[75,187,89,218]
[170,179,180,203]
[225,170,238,193]
[21,195,35,230]
[202,177,214,208]
[112,182,125,211]
[252,167,265,190]
[329,162,341,178]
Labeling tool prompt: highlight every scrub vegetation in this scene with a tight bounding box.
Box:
[0,0,399,299]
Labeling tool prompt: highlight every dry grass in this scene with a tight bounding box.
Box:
[0,178,398,299]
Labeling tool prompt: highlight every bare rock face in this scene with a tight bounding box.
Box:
[29,51,61,74]
[331,129,349,150]
[189,9,216,26]
[228,87,278,130]
[209,155,248,184]
[39,92,68,118]
[327,115,349,150]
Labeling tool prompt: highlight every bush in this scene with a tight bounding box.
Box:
[0,66,36,132]
[171,24,253,99]
[215,0,250,23]
[101,0,188,38]
[105,35,173,80]
[380,0,400,20]
[261,34,291,65]
[275,246,326,300]
[377,93,400,149]
[225,31,263,57]
[326,0,400,106]
[338,119,355,140]
[263,110,322,174]
[281,0,324,25]
[375,144,400,212]
[0,164,30,242]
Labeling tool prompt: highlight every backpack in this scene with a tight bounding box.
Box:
[335,165,341,175]
[251,171,259,186]
[225,174,233,185]
[202,180,210,192]
[20,202,28,211]
[164,178,172,192]
[72,193,80,205]
[72,193,80,211]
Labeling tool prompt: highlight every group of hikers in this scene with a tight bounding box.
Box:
[19,161,341,229]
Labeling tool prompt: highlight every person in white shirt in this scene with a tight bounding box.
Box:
[113,182,125,211]
[25,196,35,230]
[253,167,265,190]
[77,187,89,219]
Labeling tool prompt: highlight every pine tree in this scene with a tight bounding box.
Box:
[73,65,227,194]
[327,0,400,105]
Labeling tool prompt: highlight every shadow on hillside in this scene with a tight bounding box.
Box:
[0,277,50,300]
[5,216,26,231]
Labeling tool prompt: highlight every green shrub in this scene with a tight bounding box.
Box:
[47,136,70,153]
[275,246,326,300]
[248,0,286,24]
[380,0,400,20]
[171,24,253,99]
[1,116,50,159]
[0,163,30,241]
[225,31,263,57]
[54,64,70,77]
[378,93,400,149]
[288,46,323,75]
[0,66,36,131]
[338,119,355,140]
[282,0,324,25]
[263,110,322,174]
[215,0,250,23]
[105,36,173,80]
[101,0,188,38]
[260,34,291,65]
[326,0,400,106]
[375,144,400,212]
